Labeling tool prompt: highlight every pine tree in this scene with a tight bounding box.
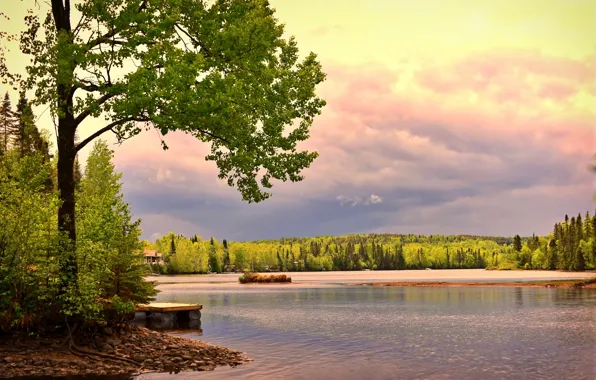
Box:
[513,235,522,252]
[547,239,558,270]
[12,92,50,161]
[13,92,33,157]
[576,213,583,243]
[575,246,586,271]
[77,140,157,309]
[74,157,83,192]
[277,251,284,271]
[584,211,593,239]
[208,238,221,273]
[169,235,176,255]
[222,239,230,269]
[0,93,17,153]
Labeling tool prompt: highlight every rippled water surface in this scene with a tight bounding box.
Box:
[138,285,596,380]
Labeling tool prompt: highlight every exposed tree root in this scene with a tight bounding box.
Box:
[68,340,142,367]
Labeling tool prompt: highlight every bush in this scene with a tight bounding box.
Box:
[238,272,292,284]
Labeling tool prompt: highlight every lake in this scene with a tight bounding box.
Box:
[138,272,596,380]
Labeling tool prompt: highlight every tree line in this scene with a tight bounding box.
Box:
[148,218,596,274]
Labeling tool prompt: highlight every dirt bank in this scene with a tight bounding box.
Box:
[0,323,250,378]
[354,278,596,289]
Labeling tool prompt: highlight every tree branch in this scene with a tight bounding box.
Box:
[75,117,145,153]
[73,92,119,126]
[73,79,111,92]
[83,0,148,51]
[174,24,212,58]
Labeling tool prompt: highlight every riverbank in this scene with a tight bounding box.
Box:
[150,269,596,287]
[355,277,596,289]
[0,323,249,378]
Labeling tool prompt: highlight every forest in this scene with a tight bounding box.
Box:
[148,212,596,274]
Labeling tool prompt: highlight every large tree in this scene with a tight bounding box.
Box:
[5,0,326,293]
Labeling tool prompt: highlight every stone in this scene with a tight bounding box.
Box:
[100,343,114,353]
[105,338,122,346]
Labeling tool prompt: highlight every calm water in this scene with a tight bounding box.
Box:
[138,286,596,380]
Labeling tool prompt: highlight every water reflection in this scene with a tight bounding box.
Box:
[139,286,596,380]
[133,316,203,336]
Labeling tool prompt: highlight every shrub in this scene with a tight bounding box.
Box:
[238,272,292,284]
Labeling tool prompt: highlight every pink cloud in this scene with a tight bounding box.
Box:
[112,49,593,211]
[417,49,593,99]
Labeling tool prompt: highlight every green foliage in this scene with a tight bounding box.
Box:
[110,294,135,315]
[0,148,61,331]
[0,130,157,331]
[17,0,326,203]
[76,140,158,315]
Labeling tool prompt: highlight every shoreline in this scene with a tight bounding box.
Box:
[352,278,596,289]
[0,324,250,378]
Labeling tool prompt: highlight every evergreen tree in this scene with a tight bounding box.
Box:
[12,92,51,164]
[396,244,406,270]
[208,238,221,273]
[222,239,231,269]
[277,251,285,271]
[576,213,583,243]
[513,235,522,252]
[13,92,34,157]
[574,246,586,271]
[0,92,17,154]
[170,235,176,255]
[77,140,157,313]
[583,211,593,239]
[74,157,83,192]
[547,239,558,270]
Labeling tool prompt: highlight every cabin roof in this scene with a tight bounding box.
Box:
[143,249,162,257]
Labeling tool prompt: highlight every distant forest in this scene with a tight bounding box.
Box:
[148,212,596,274]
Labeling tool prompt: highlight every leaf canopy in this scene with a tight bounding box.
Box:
[20,0,327,202]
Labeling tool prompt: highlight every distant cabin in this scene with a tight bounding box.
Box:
[143,249,163,265]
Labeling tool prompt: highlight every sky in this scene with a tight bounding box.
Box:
[2,0,595,242]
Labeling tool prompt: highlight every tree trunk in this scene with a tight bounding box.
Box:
[52,0,78,293]
[57,114,77,288]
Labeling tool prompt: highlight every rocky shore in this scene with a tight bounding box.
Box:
[0,323,250,378]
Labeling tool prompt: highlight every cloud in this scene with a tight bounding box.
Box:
[309,25,345,37]
[336,193,384,207]
[109,48,594,241]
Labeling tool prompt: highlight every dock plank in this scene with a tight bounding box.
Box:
[136,302,203,312]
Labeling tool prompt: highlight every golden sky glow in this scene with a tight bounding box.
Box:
[1,0,594,240]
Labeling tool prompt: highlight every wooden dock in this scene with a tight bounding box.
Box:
[136,303,203,313]
[135,303,202,321]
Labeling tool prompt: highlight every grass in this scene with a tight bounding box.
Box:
[238,272,292,284]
